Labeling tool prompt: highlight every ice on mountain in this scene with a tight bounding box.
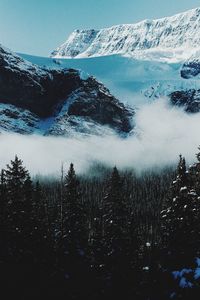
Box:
[51,7,200,63]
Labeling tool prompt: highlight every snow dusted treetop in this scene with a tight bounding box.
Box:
[51,7,200,62]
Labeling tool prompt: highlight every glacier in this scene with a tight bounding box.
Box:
[21,53,200,108]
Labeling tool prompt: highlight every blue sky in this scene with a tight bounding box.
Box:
[0,0,199,56]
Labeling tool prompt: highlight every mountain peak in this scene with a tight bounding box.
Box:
[51,28,98,58]
[51,7,200,61]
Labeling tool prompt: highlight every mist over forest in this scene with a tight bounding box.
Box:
[0,98,199,176]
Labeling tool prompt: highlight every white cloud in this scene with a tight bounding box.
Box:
[0,98,199,176]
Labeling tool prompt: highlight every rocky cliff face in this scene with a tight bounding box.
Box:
[51,7,200,61]
[0,45,82,117]
[0,45,134,136]
[181,50,200,79]
[170,90,200,113]
[51,29,98,58]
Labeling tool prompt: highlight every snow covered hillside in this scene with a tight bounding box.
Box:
[51,7,200,62]
[0,45,133,137]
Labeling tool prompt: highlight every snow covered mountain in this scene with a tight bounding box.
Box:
[0,45,134,136]
[2,7,200,137]
[51,7,200,62]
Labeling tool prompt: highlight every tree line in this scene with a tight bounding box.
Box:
[1,153,200,299]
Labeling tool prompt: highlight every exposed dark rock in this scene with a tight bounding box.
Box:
[0,46,81,117]
[0,45,134,135]
[181,61,200,79]
[68,77,134,133]
[170,89,200,113]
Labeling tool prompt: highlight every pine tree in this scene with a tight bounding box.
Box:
[57,163,89,298]
[161,155,200,268]
[103,167,128,244]
[189,146,200,193]
[4,155,34,261]
[33,180,49,232]
[59,164,87,261]
[32,180,52,262]
[89,203,104,279]
[5,155,29,199]
[0,169,8,259]
[102,167,133,296]
[0,169,7,227]
[62,163,87,249]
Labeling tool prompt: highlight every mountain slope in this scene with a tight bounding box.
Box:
[0,45,134,136]
[51,7,200,62]
[181,50,200,79]
[22,52,200,112]
[0,45,81,117]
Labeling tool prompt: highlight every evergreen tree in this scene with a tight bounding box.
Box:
[57,163,89,298]
[5,155,29,199]
[161,155,200,268]
[177,155,187,185]
[90,205,104,266]
[0,169,7,227]
[4,155,34,260]
[62,163,87,249]
[102,167,133,297]
[189,146,200,193]
[32,180,52,263]
[103,167,128,243]
[0,169,8,259]
[33,180,49,234]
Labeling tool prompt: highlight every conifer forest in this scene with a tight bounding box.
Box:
[1,151,200,300]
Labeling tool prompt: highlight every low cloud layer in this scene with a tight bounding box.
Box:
[0,98,199,176]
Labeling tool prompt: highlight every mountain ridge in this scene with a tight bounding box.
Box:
[51,7,200,62]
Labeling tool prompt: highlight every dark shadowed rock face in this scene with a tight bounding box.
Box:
[0,45,134,135]
[0,46,81,117]
[68,77,133,133]
[181,61,200,79]
[170,90,200,113]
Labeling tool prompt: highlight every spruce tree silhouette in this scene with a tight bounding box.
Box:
[161,155,199,268]
[102,167,135,298]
